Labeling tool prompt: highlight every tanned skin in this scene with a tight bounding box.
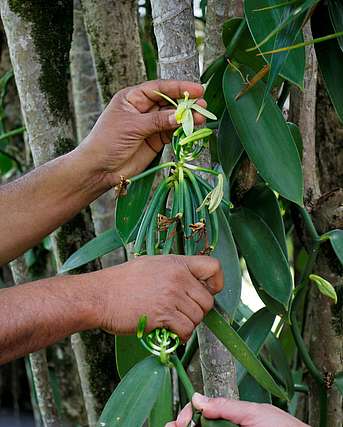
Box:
[0,80,224,365]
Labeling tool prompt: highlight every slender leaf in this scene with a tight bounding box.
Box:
[329,0,343,52]
[325,229,343,266]
[213,207,242,317]
[204,309,288,400]
[312,5,343,123]
[59,228,123,273]
[116,155,161,244]
[149,369,173,427]
[242,183,287,256]
[223,64,303,205]
[244,0,306,87]
[236,308,275,383]
[115,336,150,379]
[97,356,166,427]
[218,108,244,180]
[239,373,271,403]
[230,208,293,307]
[287,122,303,160]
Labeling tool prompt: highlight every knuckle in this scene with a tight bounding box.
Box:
[204,294,214,312]
[211,257,222,272]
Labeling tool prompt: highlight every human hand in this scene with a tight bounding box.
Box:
[77,80,206,188]
[89,255,223,341]
[166,393,309,427]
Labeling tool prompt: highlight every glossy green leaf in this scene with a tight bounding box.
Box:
[309,274,337,304]
[287,122,303,160]
[116,155,161,244]
[312,5,343,123]
[265,333,294,398]
[204,309,288,400]
[201,417,237,427]
[204,61,227,121]
[218,108,244,180]
[149,369,173,427]
[334,371,343,395]
[239,373,271,403]
[244,0,306,88]
[212,207,241,317]
[201,55,226,84]
[329,0,343,52]
[325,229,343,266]
[0,152,13,174]
[237,308,275,383]
[223,64,303,205]
[59,228,122,273]
[115,336,150,379]
[97,356,166,427]
[243,183,287,256]
[230,208,293,307]
[250,276,287,316]
[222,18,266,73]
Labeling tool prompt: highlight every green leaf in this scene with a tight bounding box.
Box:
[115,336,150,379]
[237,308,275,384]
[287,122,303,160]
[116,155,161,244]
[204,61,227,121]
[222,18,266,74]
[59,228,123,273]
[223,64,303,205]
[213,207,241,317]
[230,208,293,307]
[0,152,13,174]
[334,371,343,396]
[201,55,227,83]
[149,369,173,427]
[312,5,343,123]
[244,0,306,88]
[217,108,244,180]
[309,274,337,304]
[204,309,288,400]
[265,333,294,398]
[239,373,271,403]
[329,0,343,52]
[325,229,343,266]
[242,183,287,257]
[97,356,166,427]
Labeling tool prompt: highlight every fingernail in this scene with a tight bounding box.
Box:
[168,113,177,126]
[192,392,209,406]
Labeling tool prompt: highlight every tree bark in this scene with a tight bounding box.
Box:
[81,0,146,106]
[10,257,60,427]
[151,0,239,400]
[0,1,116,424]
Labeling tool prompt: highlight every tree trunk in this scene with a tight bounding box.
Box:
[0,1,116,424]
[10,257,60,427]
[151,0,239,400]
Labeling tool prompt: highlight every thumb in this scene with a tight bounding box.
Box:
[141,109,178,136]
[192,393,259,425]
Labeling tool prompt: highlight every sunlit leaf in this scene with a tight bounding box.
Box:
[115,336,150,379]
[309,274,337,304]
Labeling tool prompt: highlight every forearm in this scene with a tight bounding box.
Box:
[0,274,99,364]
[0,148,110,265]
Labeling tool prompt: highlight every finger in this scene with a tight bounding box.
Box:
[141,110,178,136]
[192,393,260,424]
[183,256,224,294]
[186,284,214,315]
[176,403,193,427]
[165,423,176,427]
[176,294,205,326]
[165,311,195,342]
[125,80,204,113]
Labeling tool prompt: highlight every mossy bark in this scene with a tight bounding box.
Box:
[1,1,115,424]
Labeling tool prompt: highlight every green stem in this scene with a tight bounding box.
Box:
[0,126,25,142]
[293,383,309,393]
[171,355,195,401]
[297,205,320,243]
[181,331,198,368]
[225,19,247,57]
[319,386,328,427]
[129,162,175,183]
